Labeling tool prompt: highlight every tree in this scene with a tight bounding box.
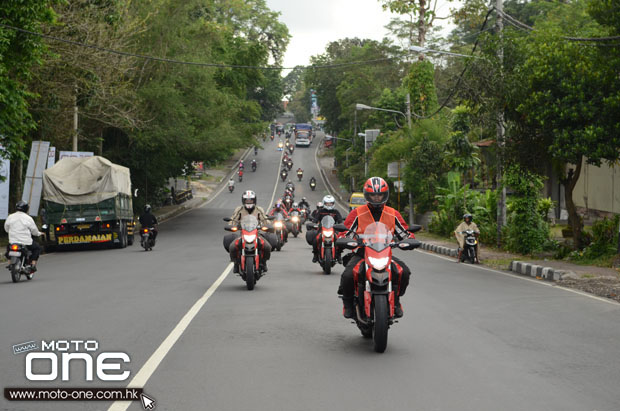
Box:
[0,1,56,160]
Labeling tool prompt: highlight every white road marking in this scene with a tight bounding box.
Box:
[107,263,233,411]
[313,135,348,214]
[418,249,620,306]
[268,148,286,210]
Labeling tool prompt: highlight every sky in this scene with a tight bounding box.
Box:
[265,0,458,69]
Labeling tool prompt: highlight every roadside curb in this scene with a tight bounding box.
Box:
[418,241,575,281]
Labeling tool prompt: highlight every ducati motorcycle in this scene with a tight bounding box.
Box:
[335,222,421,353]
[272,213,287,251]
[307,216,337,275]
[289,211,302,238]
[224,215,267,290]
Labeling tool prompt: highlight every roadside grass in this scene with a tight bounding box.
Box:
[481,258,516,270]
[566,253,617,268]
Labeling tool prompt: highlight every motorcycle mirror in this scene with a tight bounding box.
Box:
[408,224,422,233]
[336,237,359,249]
[223,217,232,222]
[267,216,275,220]
[333,224,348,232]
[41,224,48,230]
[305,223,316,230]
[224,226,234,232]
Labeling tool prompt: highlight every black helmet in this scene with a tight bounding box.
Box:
[463,213,473,221]
[15,200,29,213]
[144,204,152,213]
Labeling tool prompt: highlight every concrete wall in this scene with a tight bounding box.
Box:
[573,158,620,215]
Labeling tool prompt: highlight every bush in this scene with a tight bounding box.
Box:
[569,216,619,261]
[502,165,551,254]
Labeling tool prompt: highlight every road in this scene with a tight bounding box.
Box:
[1,130,620,411]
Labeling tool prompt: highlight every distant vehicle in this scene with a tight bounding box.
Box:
[295,123,313,143]
[348,192,365,211]
[295,130,311,147]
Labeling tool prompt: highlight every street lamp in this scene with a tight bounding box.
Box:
[356,103,409,127]
[409,45,483,59]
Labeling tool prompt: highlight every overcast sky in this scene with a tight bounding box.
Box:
[265,0,458,69]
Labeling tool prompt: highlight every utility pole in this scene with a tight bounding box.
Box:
[73,85,79,152]
[496,0,506,247]
[406,93,414,225]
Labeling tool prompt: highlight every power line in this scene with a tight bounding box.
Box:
[496,9,620,42]
[0,22,408,70]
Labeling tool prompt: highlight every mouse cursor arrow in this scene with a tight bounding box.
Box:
[140,393,156,410]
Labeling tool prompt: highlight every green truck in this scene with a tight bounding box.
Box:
[42,156,135,248]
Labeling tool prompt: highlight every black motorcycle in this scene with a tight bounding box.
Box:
[460,229,478,263]
[297,171,303,181]
[286,160,293,171]
[251,162,257,172]
[272,213,288,251]
[141,227,156,251]
[6,244,35,282]
[309,179,316,191]
[280,170,288,182]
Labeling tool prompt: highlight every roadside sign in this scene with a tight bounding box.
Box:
[387,161,405,178]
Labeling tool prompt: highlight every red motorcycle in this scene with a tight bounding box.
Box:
[335,222,420,353]
[238,169,243,182]
[224,215,267,290]
[307,216,337,274]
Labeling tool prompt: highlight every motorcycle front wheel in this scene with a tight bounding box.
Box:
[322,251,332,275]
[245,257,255,290]
[373,295,389,353]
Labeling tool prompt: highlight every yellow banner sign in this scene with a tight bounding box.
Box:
[58,233,113,245]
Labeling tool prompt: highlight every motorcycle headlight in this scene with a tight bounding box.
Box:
[323,229,333,238]
[368,256,389,271]
[243,234,256,243]
[292,216,299,222]
[274,222,283,228]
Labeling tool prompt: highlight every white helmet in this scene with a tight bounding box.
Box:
[242,190,257,211]
[322,195,335,210]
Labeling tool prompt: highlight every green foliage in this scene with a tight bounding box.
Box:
[403,60,438,117]
[537,197,555,222]
[0,0,56,159]
[568,215,620,262]
[502,165,550,254]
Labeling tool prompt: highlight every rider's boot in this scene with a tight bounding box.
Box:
[394,295,403,318]
[342,297,355,319]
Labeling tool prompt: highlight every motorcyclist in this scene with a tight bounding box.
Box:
[238,160,244,170]
[296,168,303,179]
[338,177,413,319]
[251,159,257,169]
[309,176,317,189]
[268,199,290,242]
[310,195,344,263]
[280,168,288,181]
[227,190,271,273]
[286,180,295,193]
[139,204,158,241]
[228,178,235,191]
[4,201,43,272]
[289,202,304,233]
[310,201,323,222]
[455,213,480,263]
[299,197,310,210]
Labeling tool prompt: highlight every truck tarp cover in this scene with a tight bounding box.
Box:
[43,156,131,205]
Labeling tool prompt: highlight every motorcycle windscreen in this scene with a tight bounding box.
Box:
[320,215,335,229]
[240,215,259,231]
[360,222,393,252]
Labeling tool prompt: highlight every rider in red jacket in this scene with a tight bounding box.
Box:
[338,177,413,319]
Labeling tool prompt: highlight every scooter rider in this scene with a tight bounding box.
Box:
[228,178,235,191]
[310,195,343,263]
[139,204,159,241]
[4,201,43,272]
[455,213,480,263]
[338,177,413,319]
[227,190,271,273]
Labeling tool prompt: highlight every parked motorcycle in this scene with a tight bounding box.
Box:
[141,227,156,251]
[6,244,35,282]
[307,216,337,275]
[459,229,478,263]
[224,215,266,290]
[335,222,421,353]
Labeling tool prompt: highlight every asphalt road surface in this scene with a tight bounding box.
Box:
[1,131,620,411]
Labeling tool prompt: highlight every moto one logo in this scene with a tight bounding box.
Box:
[25,340,130,382]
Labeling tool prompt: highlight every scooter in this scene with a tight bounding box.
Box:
[459,229,478,263]
[6,243,35,282]
[335,222,421,353]
[141,227,156,251]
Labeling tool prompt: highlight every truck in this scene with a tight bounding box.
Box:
[42,156,135,249]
